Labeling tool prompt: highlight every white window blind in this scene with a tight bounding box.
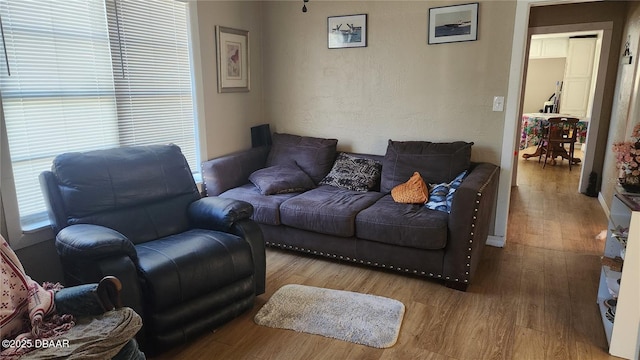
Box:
[105,0,196,165]
[0,0,197,228]
[0,0,119,225]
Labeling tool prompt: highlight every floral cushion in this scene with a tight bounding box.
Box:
[425,170,467,213]
[319,153,382,192]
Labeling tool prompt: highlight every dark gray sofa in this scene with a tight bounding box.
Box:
[202,133,499,291]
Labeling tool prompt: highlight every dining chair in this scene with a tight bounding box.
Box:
[541,117,580,171]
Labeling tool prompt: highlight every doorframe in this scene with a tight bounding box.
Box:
[520,23,613,194]
[511,23,612,193]
[491,0,612,248]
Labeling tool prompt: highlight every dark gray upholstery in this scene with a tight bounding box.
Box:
[40,144,266,354]
[355,195,449,250]
[249,164,315,195]
[202,135,500,291]
[266,133,338,183]
[220,184,298,225]
[380,140,473,193]
[279,185,384,237]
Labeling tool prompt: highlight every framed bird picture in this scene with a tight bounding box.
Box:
[328,14,367,49]
[216,26,250,92]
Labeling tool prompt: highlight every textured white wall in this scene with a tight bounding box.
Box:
[523,58,566,114]
[602,2,640,208]
[262,1,516,165]
[194,1,265,160]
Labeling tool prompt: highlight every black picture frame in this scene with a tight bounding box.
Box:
[328,14,368,49]
[428,3,478,45]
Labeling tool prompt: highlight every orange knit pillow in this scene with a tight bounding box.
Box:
[391,172,428,204]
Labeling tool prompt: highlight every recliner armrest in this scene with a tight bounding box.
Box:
[188,197,254,232]
[55,224,137,262]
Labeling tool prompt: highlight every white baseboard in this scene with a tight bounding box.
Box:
[598,191,610,219]
[486,235,505,248]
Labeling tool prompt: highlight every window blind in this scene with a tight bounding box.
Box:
[0,0,197,227]
[106,0,196,168]
[0,0,119,225]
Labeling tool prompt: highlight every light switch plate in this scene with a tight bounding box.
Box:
[493,96,504,112]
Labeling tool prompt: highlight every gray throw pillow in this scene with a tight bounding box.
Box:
[380,140,473,193]
[249,165,315,195]
[266,133,338,184]
[320,153,382,192]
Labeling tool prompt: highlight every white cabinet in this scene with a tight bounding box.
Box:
[560,38,597,118]
[529,38,568,59]
[597,192,640,359]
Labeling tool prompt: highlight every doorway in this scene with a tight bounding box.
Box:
[492,0,620,248]
[515,29,605,193]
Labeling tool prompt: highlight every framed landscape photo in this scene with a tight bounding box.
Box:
[428,3,478,45]
[216,26,250,92]
[328,14,367,49]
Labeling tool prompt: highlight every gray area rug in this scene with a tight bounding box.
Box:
[254,284,405,348]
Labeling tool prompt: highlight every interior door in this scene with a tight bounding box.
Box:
[560,37,597,117]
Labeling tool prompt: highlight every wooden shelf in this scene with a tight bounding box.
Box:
[597,193,640,359]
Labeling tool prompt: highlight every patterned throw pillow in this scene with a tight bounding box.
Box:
[391,172,428,204]
[425,170,468,213]
[319,153,382,192]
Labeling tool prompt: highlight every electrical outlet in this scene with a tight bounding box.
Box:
[493,96,504,112]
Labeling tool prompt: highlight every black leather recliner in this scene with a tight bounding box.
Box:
[39,144,266,353]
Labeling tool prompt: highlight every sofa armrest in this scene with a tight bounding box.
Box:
[201,146,270,196]
[189,196,254,232]
[444,163,500,288]
[55,224,137,262]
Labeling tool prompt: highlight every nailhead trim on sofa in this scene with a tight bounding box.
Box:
[264,165,499,285]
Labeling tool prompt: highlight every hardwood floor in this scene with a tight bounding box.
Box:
[155,150,614,360]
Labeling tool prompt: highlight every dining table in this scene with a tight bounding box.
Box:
[519,113,588,162]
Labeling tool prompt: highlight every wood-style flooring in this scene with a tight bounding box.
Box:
[155,148,614,360]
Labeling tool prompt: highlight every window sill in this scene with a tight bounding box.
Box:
[11,225,55,250]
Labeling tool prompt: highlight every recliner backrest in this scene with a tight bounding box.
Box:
[41,144,201,244]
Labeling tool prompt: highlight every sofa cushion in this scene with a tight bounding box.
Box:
[135,229,254,313]
[220,184,298,225]
[266,133,338,184]
[355,195,449,250]
[249,164,315,195]
[279,185,384,237]
[391,172,428,204]
[319,152,382,192]
[380,140,473,193]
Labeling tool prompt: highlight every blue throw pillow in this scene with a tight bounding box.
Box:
[425,170,467,213]
[425,183,449,212]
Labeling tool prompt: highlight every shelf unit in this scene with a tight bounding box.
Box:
[597,192,640,359]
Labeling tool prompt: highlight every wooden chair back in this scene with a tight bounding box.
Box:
[542,117,580,170]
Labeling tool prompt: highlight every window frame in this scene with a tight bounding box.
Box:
[0,1,206,249]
